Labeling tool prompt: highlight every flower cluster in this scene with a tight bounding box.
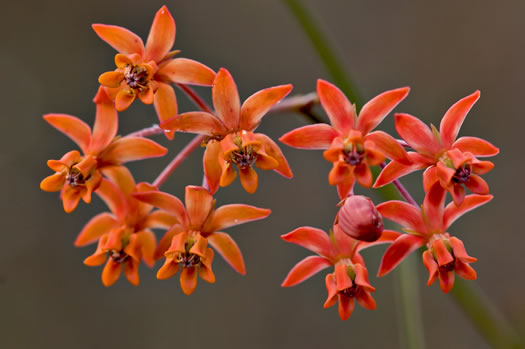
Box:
[42,6,498,321]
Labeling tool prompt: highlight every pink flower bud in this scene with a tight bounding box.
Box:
[337,195,383,242]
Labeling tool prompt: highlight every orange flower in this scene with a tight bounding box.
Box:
[161,68,294,193]
[40,87,167,213]
[281,224,400,320]
[134,185,271,295]
[375,91,499,205]
[77,166,178,287]
[280,80,411,198]
[94,6,216,138]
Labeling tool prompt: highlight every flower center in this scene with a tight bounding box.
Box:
[230,146,258,169]
[343,146,365,166]
[124,65,150,91]
[452,164,471,184]
[339,284,359,298]
[66,168,87,187]
[439,260,456,272]
[176,252,201,268]
[109,250,129,264]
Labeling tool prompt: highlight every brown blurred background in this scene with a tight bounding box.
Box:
[1,0,524,348]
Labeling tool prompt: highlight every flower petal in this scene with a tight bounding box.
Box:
[43,114,91,153]
[239,166,258,194]
[377,234,426,276]
[99,137,167,165]
[138,230,157,267]
[75,212,117,247]
[357,87,410,135]
[95,178,127,220]
[155,225,185,260]
[160,112,227,136]
[240,84,293,131]
[115,90,135,111]
[212,68,240,130]
[338,294,355,320]
[455,260,477,280]
[124,260,140,286]
[355,163,373,188]
[185,186,214,230]
[422,250,439,285]
[145,6,176,62]
[464,174,489,195]
[373,153,430,188]
[438,269,455,293]
[422,182,446,232]
[157,58,216,85]
[207,232,246,275]
[377,201,425,233]
[142,210,179,229]
[88,98,118,155]
[203,204,271,233]
[102,260,121,287]
[153,82,178,139]
[337,176,355,200]
[317,79,355,134]
[443,194,493,230]
[440,91,480,149]
[281,256,332,287]
[449,237,477,263]
[279,124,338,149]
[157,257,179,280]
[453,136,499,157]
[133,191,188,227]
[98,71,124,88]
[180,267,198,295]
[365,131,412,164]
[281,227,335,260]
[395,113,441,157]
[255,133,293,178]
[92,24,145,56]
[61,186,82,213]
[40,172,66,192]
[203,140,222,195]
[219,162,237,188]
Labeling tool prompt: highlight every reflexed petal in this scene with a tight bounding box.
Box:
[185,186,214,230]
[255,152,279,170]
[365,131,412,164]
[356,290,377,310]
[160,112,226,136]
[92,24,145,56]
[133,191,188,226]
[157,258,179,279]
[219,162,237,187]
[354,264,375,292]
[281,227,335,260]
[157,58,216,85]
[138,86,154,104]
[377,234,425,276]
[199,265,216,284]
[453,136,499,157]
[449,237,477,263]
[40,172,66,192]
[102,260,122,287]
[204,204,271,233]
[438,269,455,293]
[138,230,157,267]
[355,163,373,188]
[204,141,222,194]
[471,159,494,175]
[145,6,176,62]
[465,175,489,195]
[455,260,477,280]
[355,229,401,252]
[153,82,177,139]
[239,167,258,194]
[207,232,246,275]
[440,91,480,149]
[337,176,355,199]
[99,137,167,165]
[374,153,429,188]
[279,124,338,149]
[317,79,355,134]
[142,210,178,229]
[377,201,425,233]
[124,260,140,286]
[180,267,198,295]
[43,114,91,153]
[98,71,123,88]
[75,213,117,247]
[357,87,410,135]
[240,84,293,131]
[62,186,82,213]
[212,68,240,130]
[450,185,466,206]
[422,182,446,232]
[101,165,136,196]
[422,250,439,286]
[89,101,118,155]
[95,178,126,220]
[115,90,135,111]
[422,166,439,193]
[395,113,441,157]
[338,294,355,320]
[255,133,293,178]
[443,193,492,229]
[281,256,331,287]
[324,274,338,308]
[328,161,351,185]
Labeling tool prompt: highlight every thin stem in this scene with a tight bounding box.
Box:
[379,162,417,206]
[126,124,164,138]
[281,0,362,106]
[152,135,206,188]
[176,83,214,114]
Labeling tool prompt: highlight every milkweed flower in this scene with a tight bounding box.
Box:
[160,68,293,194]
[134,185,271,295]
[376,182,493,293]
[280,79,412,199]
[77,166,178,286]
[94,6,216,138]
[374,91,499,205]
[40,88,167,213]
[281,224,399,320]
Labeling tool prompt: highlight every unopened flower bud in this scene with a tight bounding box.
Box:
[337,195,383,242]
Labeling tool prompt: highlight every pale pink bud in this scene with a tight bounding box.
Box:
[337,195,383,242]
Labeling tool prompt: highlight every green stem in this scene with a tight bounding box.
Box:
[451,279,524,349]
[281,0,361,106]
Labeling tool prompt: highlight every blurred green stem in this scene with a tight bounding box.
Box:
[282,1,523,349]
